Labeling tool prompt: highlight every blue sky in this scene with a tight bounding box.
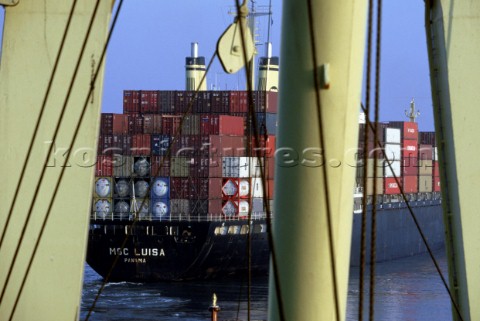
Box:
[0,0,434,130]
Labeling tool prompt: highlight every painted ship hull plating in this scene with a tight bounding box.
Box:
[86,199,444,282]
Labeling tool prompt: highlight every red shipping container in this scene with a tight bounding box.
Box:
[123,90,140,114]
[143,114,162,134]
[402,139,418,159]
[140,90,159,114]
[171,178,190,198]
[208,199,223,216]
[174,91,188,113]
[228,91,240,113]
[131,134,151,155]
[189,156,220,177]
[389,121,418,140]
[128,115,144,135]
[266,179,275,199]
[200,115,244,136]
[384,177,401,195]
[189,155,205,177]
[433,161,440,177]
[419,132,436,146]
[171,135,199,157]
[433,176,441,192]
[207,135,246,157]
[266,157,275,179]
[112,114,129,135]
[221,136,246,156]
[238,91,249,113]
[402,157,419,176]
[209,156,222,177]
[208,178,223,199]
[401,175,418,193]
[418,144,433,160]
[96,155,113,176]
[251,135,276,157]
[194,91,211,113]
[190,178,209,199]
[161,115,182,135]
[158,91,176,113]
[210,91,230,113]
[97,135,114,155]
[219,115,244,136]
[100,113,113,135]
[112,135,132,155]
[150,156,171,176]
[254,91,278,113]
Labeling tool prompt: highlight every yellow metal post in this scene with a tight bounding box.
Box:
[425,1,480,320]
[0,1,112,320]
[268,1,367,320]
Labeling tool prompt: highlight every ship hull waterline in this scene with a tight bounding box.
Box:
[86,200,444,282]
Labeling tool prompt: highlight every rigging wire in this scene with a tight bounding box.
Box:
[233,1,285,321]
[305,1,341,320]
[359,0,374,319]
[0,0,79,251]
[369,0,383,319]
[0,0,103,311]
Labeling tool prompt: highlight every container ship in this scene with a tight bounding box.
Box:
[86,44,444,282]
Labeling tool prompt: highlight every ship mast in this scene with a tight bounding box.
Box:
[405,98,420,122]
[228,1,271,89]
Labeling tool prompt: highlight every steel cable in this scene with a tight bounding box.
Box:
[368,0,383,319]
[359,0,375,319]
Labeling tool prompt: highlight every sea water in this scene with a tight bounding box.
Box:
[81,250,453,321]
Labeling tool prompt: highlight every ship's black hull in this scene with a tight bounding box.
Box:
[86,200,444,282]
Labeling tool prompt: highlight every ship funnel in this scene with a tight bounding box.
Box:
[186,42,207,91]
[257,42,279,91]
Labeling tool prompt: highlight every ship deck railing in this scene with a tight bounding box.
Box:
[90,212,271,222]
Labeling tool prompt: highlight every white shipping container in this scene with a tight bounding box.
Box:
[385,127,401,144]
[238,179,250,197]
[251,177,264,197]
[238,157,250,178]
[222,157,240,177]
[249,157,264,177]
[384,143,401,161]
[434,147,438,161]
[238,200,250,216]
[384,160,401,177]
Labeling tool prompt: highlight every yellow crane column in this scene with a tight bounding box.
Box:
[268,1,367,320]
[0,1,112,320]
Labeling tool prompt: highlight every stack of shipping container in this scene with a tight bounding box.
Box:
[356,122,440,197]
[93,90,277,220]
